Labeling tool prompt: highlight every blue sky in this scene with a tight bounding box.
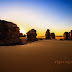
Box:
[0,0,72,36]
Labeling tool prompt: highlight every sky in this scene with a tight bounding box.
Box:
[0,0,72,36]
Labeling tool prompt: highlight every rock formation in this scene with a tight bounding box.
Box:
[50,33,55,39]
[19,33,26,37]
[63,32,70,40]
[68,30,72,40]
[26,29,37,42]
[19,33,24,37]
[0,20,23,45]
[45,29,50,39]
[71,30,72,40]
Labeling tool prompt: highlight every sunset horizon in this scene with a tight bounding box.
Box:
[0,0,72,36]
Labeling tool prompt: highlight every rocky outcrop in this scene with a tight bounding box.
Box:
[19,33,26,37]
[26,29,37,42]
[71,30,72,40]
[0,20,23,45]
[51,33,55,39]
[45,29,50,39]
[63,32,70,40]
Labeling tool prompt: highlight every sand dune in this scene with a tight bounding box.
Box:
[0,39,72,72]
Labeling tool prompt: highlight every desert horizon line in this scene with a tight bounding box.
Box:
[0,16,72,46]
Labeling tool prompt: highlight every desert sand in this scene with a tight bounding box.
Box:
[0,38,72,72]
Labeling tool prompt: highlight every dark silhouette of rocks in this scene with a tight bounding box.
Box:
[60,39,64,40]
[45,29,50,39]
[26,29,38,42]
[50,33,55,39]
[63,30,72,40]
[63,32,70,40]
[22,34,26,37]
[0,20,23,46]
[39,38,43,40]
[70,30,72,40]
[19,33,26,37]
[19,33,24,37]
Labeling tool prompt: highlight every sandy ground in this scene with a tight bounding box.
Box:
[0,38,72,72]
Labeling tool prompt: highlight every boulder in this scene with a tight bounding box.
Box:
[63,32,70,40]
[0,20,23,45]
[26,29,37,42]
[50,33,55,39]
[71,30,72,40]
[45,29,50,39]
